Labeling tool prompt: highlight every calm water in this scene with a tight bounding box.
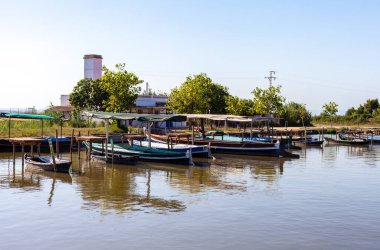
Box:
[1,145,380,250]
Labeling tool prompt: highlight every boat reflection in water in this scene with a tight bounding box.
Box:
[1,151,291,214]
[0,155,73,206]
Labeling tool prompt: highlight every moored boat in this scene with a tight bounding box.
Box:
[293,137,324,147]
[25,155,71,173]
[84,142,192,164]
[324,136,369,146]
[133,139,210,157]
[91,154,139,165]
[151,134,299,158]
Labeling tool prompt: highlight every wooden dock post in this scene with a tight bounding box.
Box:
[304,129,307,147]
[48,139,57,172]
[111,139,114,165]
[8,117,11,139]
[55,130,59,159]
[78,131,81,159]
[21,144,24,166]
[192,126,195,145]
[89,141,92,160]
[70,129,74,161]
[12,143,15,163]
[322,127,324,140]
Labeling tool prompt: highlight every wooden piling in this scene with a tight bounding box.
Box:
[12,143,15,163]
[78,131,81,159]
[89,141,92,160]
[55,130,59,159]
[21,144,24,166]
[48,139,56,172]
[111,139,114,165]
[192,126,195,145]
[70,129,74,161]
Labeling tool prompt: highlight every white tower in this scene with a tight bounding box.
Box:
[83,54,103,80]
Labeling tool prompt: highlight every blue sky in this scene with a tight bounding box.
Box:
[1,0,379,114]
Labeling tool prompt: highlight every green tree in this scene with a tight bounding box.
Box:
[363,98,379,116]
[101,63,143,112]
[281,102,311,127]
[69,78,109,111]
[322,101,339,127]
[252,85,285,115]
[226,96,254,116]
[168,73,229,114]
[69,78,93,110]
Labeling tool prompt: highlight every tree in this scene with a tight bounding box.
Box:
[69,78,93,110]
[363,98,379,116]
[101,63,143,112]
[322,101,338,127]
[226,96,254,116]
[69,78,109,111]
[168,73,229,114]
[281,102,311,127]
[252,85,285,115]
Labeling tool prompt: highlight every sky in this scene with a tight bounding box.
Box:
[1,0,380,114]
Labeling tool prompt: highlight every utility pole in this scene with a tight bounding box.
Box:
[265,71,276,86]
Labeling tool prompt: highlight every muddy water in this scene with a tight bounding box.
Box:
[1,145,379,250]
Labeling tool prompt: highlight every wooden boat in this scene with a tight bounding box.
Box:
[151,134,299,158]
[91,154,139,165]
[293,137,324,147]
[25,155,71,173]
[84,142,192,164]
[133,139,210,157]
[324,136,369,146]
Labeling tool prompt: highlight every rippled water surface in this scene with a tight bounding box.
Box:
[1,145,380,250]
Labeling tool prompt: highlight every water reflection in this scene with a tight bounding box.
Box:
[72,158,187,213]
[0,156,41,191]
[0,152,293,214]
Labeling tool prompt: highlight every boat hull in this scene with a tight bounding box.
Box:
[151,134,298,158]
[91,153,139,165]
[324,137,369,146]
[25,156,71,173]
[85,142,191,164]
[136,140,210,157]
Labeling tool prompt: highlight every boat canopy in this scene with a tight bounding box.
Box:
[83,111,187,122]
[184,114,279,122]
[83,111,280,123]
[0,113,55,120]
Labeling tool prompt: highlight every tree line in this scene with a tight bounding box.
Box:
[69,63,379,126]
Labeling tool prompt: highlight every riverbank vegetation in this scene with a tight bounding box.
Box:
[4,64,377,138]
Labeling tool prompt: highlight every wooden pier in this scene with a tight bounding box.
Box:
[8,137,45,165]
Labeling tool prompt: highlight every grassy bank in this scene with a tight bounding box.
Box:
[0,120,128,138]
[2,119,380,138]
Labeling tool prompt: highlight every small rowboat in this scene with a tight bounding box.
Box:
[324,137,369,146]
[293,137,324,147]
[91,153,139,165]
[25,155,71,173]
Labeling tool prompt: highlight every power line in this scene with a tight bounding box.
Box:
[265,71,276,86]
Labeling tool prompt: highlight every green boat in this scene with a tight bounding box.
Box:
[84,142,191,164]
